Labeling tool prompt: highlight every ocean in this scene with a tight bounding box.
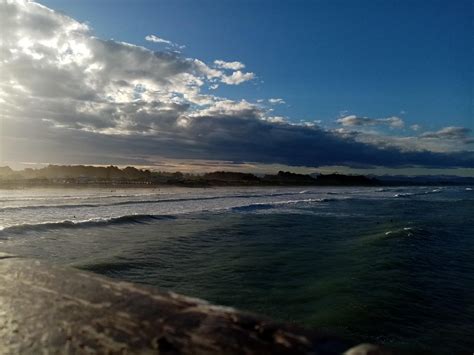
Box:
[0,185,473,353]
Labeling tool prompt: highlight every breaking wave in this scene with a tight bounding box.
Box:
[394,189,443,198]
[0,214,176,236]
[230,198,332,212]
[384,226,431,238]
[0,190,318,212]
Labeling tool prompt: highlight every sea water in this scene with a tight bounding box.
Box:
[0,185,473,353]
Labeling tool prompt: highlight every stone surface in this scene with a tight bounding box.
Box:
[0,254,395,354]
[344,343,395,355]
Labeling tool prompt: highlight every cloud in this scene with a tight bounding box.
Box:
[334,125,473,154]
[214,60,245,70]
[410,124,421,131]
[268,98,285,105]
[145,34,172,45]
[0,0,472,170]
[265,116,287,123]
[337,115,405,129]
[220,70,255,85]
[420,127,473,142]
[145,34,185,50]
[193,60,255,85]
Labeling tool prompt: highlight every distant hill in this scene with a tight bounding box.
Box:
[262,171,317,185]
[0,165,382,187]
[1,165,471,187]
[203,171,261,185]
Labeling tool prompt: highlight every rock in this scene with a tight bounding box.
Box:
[345,343,395,355]
[0,253,396,354]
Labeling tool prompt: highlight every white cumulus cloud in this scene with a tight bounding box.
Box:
[214,60,245,70]
[220,70,255,85]
[268,98,285,105]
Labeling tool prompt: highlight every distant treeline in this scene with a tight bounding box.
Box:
[1,165,472,187]
[0,165,379,187]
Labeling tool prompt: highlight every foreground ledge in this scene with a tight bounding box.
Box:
[0,254,395,354]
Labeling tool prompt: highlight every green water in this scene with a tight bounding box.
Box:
[1,187,473,353]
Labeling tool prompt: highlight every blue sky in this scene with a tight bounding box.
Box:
[41,0,472,131]
[0,0,472,173]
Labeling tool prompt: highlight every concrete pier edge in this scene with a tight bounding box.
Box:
[0,253,397,354]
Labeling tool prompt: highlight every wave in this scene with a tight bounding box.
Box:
[394,192,414,198]
[0,193,162,203]
[0,196,233,212]
[0,189,315,203]
[230,198,330,212]
[394,189,443,198]
[0,214,175,236]
[231,203,276,212]
[0,190,320,212]
[0,196,331,234]
[384,226,431,238]
[326,190,369,195]
[0,203,100,212]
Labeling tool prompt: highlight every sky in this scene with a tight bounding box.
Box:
[0,0,473,174]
